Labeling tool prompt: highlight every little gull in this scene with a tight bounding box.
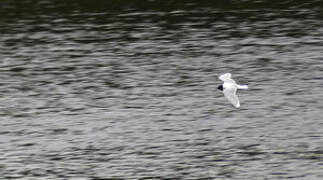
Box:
[217,73,248,108]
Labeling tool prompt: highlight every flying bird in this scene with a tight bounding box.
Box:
[217,73,248,108]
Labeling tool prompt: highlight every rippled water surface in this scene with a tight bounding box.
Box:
[1,0,323,179]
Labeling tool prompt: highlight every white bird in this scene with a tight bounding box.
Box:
[217,73,248,108]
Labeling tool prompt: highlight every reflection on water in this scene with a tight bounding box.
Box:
[0,0,323,179]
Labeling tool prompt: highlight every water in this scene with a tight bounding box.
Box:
[1,1,323,179]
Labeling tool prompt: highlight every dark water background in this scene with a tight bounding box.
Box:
[1,0,323,179]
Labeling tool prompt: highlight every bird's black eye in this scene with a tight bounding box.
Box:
[217,85,223,91]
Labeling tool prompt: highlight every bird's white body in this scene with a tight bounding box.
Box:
[218,73,248,108]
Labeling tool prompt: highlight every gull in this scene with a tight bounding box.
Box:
[217,73,248,108]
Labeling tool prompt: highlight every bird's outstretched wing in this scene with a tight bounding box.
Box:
[219,73,236,84]
[223,85,240,108]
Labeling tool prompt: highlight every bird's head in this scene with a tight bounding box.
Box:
[217,85,223,91]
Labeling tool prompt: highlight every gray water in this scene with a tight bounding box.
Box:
[1,1,323,179]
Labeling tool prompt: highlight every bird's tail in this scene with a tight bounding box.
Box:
[237,85,248,90]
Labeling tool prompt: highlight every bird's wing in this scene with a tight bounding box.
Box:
[219,73,231,81]
[223,85,240,108]
[219,73,236,84]
[237,85,248,90]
